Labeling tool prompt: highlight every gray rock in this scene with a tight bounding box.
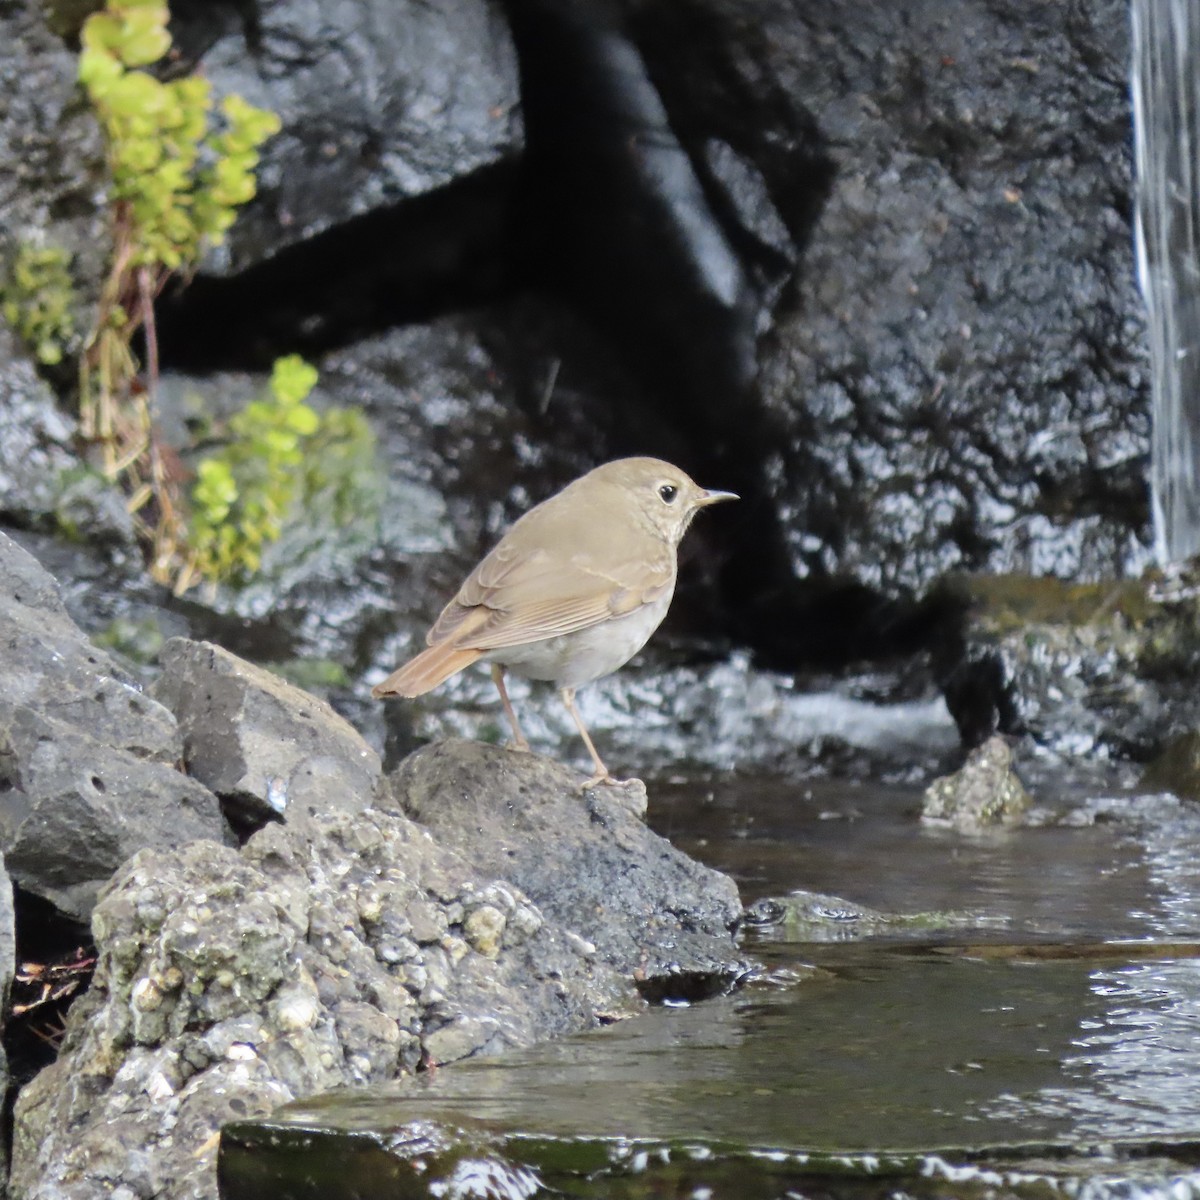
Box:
[385,739,747,989]
[922,736,1032,831]
[152,638,382,826]
[10,805,638,1200]
[0,532,181,761]
[0,534,228,918]
[0,704,226,917]
[0,326,80,532]
[624,0,1147,591]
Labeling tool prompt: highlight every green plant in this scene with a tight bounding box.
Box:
[302,406,384,528]
[1,243,76,365]
[179,355,362,592]
[76,0,280,582]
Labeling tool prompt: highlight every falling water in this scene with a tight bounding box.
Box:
[1133,0,1200,564]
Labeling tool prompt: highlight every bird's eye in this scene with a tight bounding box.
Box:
[658,484,678,504]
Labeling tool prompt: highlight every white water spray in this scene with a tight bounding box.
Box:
[1133,0,1200,564]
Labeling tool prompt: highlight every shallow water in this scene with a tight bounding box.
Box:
[221,775,1200,1199]
[649,775,1163,940]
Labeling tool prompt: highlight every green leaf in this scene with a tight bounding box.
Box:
[104,70,166,117]
[118,12,170,67]
[270,354,318,405]
[284,403,320,435]
[81,12,123,53]
[114,137,161,173]
[78,46,123,93]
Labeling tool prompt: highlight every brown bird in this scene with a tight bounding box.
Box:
[372,457,737,788]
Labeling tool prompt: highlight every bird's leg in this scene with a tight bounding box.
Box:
[491,664,530,751]
[560,686,621,790]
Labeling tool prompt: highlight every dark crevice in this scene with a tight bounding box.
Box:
[155,159,522,371]
[4,889,95,1119]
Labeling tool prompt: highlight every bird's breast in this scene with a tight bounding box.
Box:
[486,590,673,688]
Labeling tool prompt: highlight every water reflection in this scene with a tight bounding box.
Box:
[649,776,1157,941]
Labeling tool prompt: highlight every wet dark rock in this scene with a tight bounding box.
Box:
[728,0,1148,595]
[0,0,109,316]
[385,738,747,988]
[0,533,228,918]
[1140,731,1200,803]
[507,0,763,417]
[933,573,1195,771]
[169,0,522,272]
[922,735,1032,831]
[152,637,381,828]
[10,807,638,1200]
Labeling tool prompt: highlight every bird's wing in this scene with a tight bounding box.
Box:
[428,528,676,652]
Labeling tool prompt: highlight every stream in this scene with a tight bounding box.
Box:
[219,770,1200,1199]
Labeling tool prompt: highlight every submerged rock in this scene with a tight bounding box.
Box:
[745,890,985,942]
[922,735,1032,831]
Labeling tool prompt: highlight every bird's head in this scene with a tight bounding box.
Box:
[590,457,738,545]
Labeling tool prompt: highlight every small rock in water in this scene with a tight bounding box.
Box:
[921,735,1032,831]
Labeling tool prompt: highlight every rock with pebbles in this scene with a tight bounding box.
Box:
[10,805,637,1200]
[385,739,748,994]
[922,735,1032,831]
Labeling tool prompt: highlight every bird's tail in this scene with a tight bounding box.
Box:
[371,642,483,698]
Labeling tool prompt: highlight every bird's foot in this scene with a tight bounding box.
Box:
[508,737,531,753]
[579,772,648,818]
[578,770,640,792]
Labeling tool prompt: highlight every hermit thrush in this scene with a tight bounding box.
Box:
[372,457,737,788]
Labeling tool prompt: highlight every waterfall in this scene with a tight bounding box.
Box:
[1133,0,1200,564]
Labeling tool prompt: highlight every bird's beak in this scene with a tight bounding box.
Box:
[697,489,739,507]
